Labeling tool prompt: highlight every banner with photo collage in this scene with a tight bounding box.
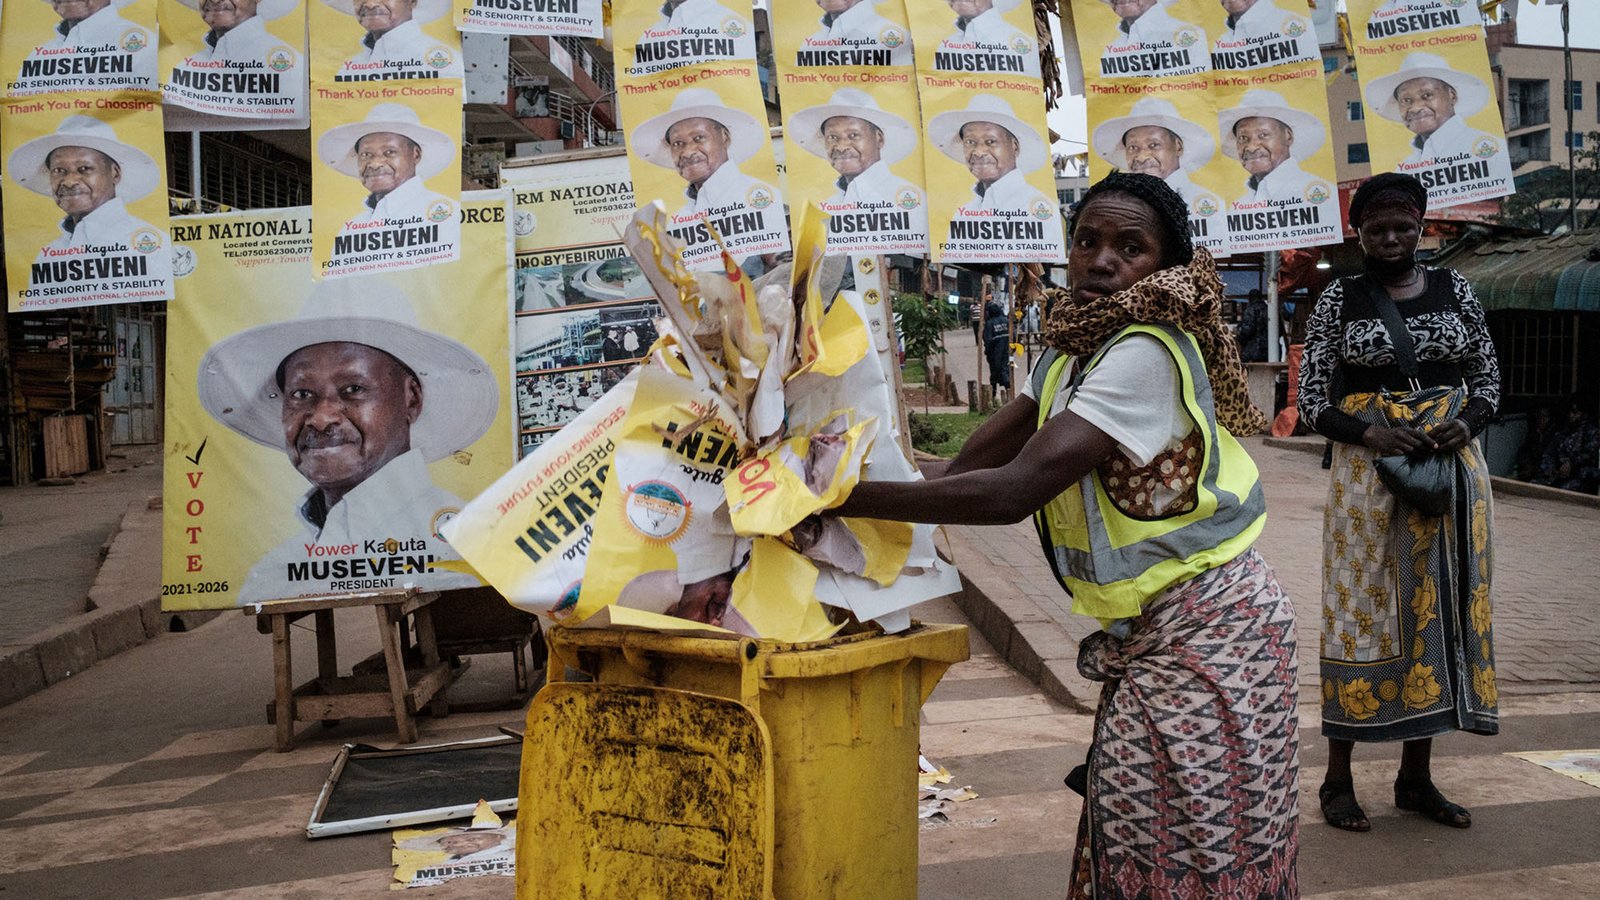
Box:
[1345,0,1511,210]
[907,0,1064,263]
[613,0,788,271]
[160,192,514,611]
[454,0,603,37]
[158,0,309,128]
[1073,0,1342,256]
[770,0,928,256]
[501,154,657,457]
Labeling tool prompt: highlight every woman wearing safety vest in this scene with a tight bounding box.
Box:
[830,173,1300,898]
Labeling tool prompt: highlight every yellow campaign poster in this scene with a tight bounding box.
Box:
[311,85,463,278]
[1202,0,1318,74]
[454,0,602,37]
[160,193,515,611]
[918,81,1065,263]
[618,75,788,271]
[612,0,756,79]
[772,0,914,69]
[1213,76,1342,254]
[308,0,463,84]
[158,0,308,122]
[907,0,1042,81]
[1073,0,1211,80]
[1,0,159,97]
[2,94,173,311]
[1346,0,1512,209]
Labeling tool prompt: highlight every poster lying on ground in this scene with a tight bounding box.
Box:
[454,0,602,37]
[2,95,173,311]
[159,0,308,123]
[309,0,464,83]
[160,193,514,611]
[2,0,159,97]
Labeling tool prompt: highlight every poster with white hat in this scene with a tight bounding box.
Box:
[1347,14,1512,209]
[1,0,159,97]
[309,0,463,83]
[2,98,173,311]
[1215,81,1342,253]
[1072,0,1211,80]
[618,81,788,271]
[920,86,1064,262]
[158,0,308,122]
[312,92,463,278]
[160,193,515,611]
[772,0,915,70]
[613,0,755,78]
[907,0,1042,80]
[453,0,601,38]
[1090,93,1231,254]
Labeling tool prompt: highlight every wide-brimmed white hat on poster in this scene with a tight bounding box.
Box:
[7,115,161,202]
[322,0,450,24]
[790,89,918,166]
[1092,96,1215,172]
[1365,51,1490,123]
[317,103,457,181]
[928,93,1046,171]
[629,88,767,169]
[395,826,511,853]
[197,277,499,463]
[176,0,298,19]
[1217,89,1325,161]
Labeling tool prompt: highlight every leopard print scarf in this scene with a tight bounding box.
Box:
[1042,247,1269,436]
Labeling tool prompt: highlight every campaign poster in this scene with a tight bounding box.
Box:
[393,822,516,888]
[1346,0,1512,210]
[309,0,464,84]
[1071,0,1211,80]
[918,82,1064,263]
[2,94,173,311]
[774,0,914,69]
[2,0,159,97]
[613,0,756,78]
[1202,0,1318,73]
[311,86,463,278]
[158,0,308,121]
[618,78,789,270]
[160,193,515,611]
[906,0,1041,81]
[454,0,602,37]
[1214,78,1342,254]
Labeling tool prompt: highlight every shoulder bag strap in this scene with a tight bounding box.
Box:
[1359,275,1421,390]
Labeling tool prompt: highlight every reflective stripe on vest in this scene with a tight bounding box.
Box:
[1032,324,1266,622]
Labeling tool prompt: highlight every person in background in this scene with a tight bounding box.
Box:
[982,300,1011,392]
[1514,405,1553,482]
[1237,287,1269,362]
[1533,401,1600,494]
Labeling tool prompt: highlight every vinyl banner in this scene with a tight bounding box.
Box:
[160,193,515,611]
[501,154,657,455]
[454,0,603,37]
[1346,0,1511,210]
[771,0,928,256]
[2,0,159,97]
[311,86,463,278]
[309,0,464,83]
[2,95,173,311]
[158,0,308,122]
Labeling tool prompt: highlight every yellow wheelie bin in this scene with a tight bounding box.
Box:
[515,623,969,900]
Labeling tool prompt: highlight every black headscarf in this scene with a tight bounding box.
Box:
[1068,171,1193,267]
[1348,172,1427,229]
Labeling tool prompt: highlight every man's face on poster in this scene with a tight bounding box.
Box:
[49,0,111,26]
[355,0,416,36]
[666,117,731,188]
[1121,125,1183,179]
[1395,76,1458,139]
[1232,116,1292,178]
[822,116,885,178]
[816,0,867,15]
[1218,0,1256,18]
[948,0,993,20]
[438,832,502,857]
[46,146,121,221]
[279,342,421,503]
[355,132,422,198]
[1107,0,1156,24]
[960,121,1020,187]
[200,0,259,31]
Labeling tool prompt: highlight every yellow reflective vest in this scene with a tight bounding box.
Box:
[1030,324,1266,623]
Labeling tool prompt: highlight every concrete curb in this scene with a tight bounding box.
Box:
[948,561,1099,715]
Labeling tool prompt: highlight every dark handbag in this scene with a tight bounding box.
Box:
[1361,277,1458,517]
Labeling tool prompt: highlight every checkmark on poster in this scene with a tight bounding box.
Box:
[186,438,207,466]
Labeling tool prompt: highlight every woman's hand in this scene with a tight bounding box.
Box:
[1362,423,1437,456]
[1427,418,1473,453]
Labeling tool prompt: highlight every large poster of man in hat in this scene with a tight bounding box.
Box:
[1206,0,1317,72]
[160,195,514,611]
[2,99,173,311]
[771,0,914,69]
[1353,0,1480,42]
[1076,0,1209,79]
[159,0,307,121]
[613,0,755,77]
[1216,83,1342,254]
[312,93,463,278]
[309,0,463,83]
[908,0,1042,80]
[1092,95,1230,253]
[2,0,159,96]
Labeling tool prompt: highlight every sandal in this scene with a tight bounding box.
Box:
[1318,781,1371,832]
[1394,777,1472,828]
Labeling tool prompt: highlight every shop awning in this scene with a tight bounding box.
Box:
[1440,230,1600,312]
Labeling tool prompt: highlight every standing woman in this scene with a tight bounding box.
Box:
[1298,172,1500,832]
[832,173,1300,897]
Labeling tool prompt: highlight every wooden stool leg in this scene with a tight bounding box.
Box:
[272,615,295,752]
[376,605,418,744]
[314,609,340,728]
[413,606,449,718]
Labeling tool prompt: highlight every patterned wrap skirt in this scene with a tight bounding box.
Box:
[1068,548,1301,900]
[1319,387,1498,742]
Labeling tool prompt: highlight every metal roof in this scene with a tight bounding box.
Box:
[1438,230,1600,312]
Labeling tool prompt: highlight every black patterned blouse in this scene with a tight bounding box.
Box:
[1298,267,1501,445]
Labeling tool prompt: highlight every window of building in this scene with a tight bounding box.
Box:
[1488,311,1575,399]
[1568,131,1585,151]
[1566,79,1582,111]
[1323,55,1339,74]
[1510,129,1552,166]
[1347,101,1364,121]
[1347,142,1370,164]
[1507,79,1550,131]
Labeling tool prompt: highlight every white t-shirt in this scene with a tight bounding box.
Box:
[1020,334,1192,467]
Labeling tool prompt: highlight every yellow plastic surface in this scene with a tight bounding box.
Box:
[517,683,774,900]
[521,623,969,900]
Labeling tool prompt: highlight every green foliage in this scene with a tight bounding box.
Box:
[893,292,952,364]
[909,411,990,458]
[902,359,928,384]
